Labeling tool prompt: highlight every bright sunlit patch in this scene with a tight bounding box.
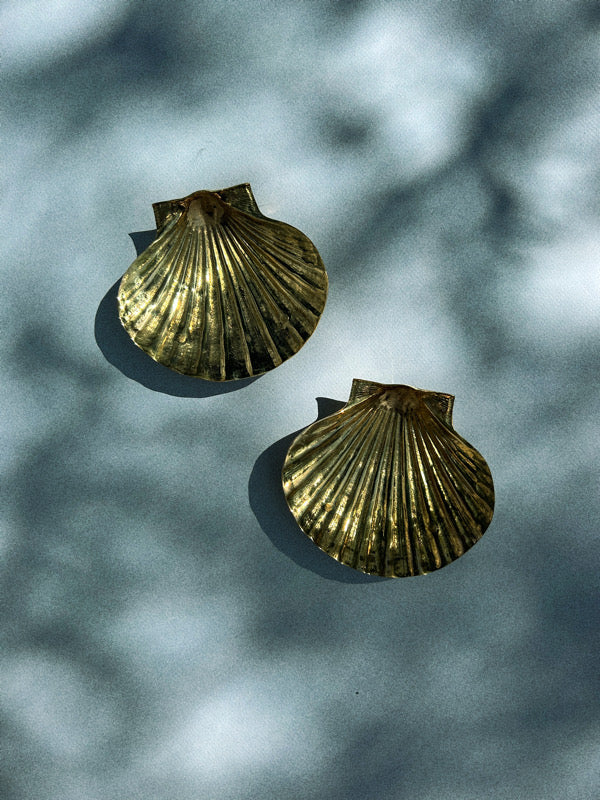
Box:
[145,670,327,786]
[517,233,600,337]
[323,5,489,180]
[1,0,127,72]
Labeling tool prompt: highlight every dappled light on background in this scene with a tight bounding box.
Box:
[2,1,599,798]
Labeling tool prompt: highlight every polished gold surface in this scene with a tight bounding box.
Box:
[282,380,495,577]
[118,184,328,380]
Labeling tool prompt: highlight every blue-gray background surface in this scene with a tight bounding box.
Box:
[2,1,599,798]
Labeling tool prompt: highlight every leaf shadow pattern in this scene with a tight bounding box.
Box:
[249,397,390,584]
[94,229,259,397]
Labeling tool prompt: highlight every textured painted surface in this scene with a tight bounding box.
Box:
[2,1,599,798]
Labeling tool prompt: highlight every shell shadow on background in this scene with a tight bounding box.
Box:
[249,397,390,583]
[118,183,328,381]
[95,231,258,397]
[283,381,495,578]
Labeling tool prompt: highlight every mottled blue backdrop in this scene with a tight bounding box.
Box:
[2,1,599,798]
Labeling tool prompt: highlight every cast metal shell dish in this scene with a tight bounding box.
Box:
[118,183,328,380]
[282,380,495,577]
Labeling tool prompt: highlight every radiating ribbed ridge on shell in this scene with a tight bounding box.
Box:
[118,184,328,380]
[282,380,495,577]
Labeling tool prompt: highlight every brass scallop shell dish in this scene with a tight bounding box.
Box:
[282,380,495,577]
[118,184,328,380]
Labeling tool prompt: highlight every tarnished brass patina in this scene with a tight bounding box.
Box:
[118,184,328,380]
[282,380,495,577]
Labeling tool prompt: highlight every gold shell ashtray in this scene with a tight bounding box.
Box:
[118,183,328,381]
[282,380,495,577]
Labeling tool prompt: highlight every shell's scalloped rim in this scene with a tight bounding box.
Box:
[346,379,455,425]
[152,182,254,208]
[152,183,265,229]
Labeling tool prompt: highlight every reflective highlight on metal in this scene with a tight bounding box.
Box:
[118,184,328,380]
[282,380,495,577]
